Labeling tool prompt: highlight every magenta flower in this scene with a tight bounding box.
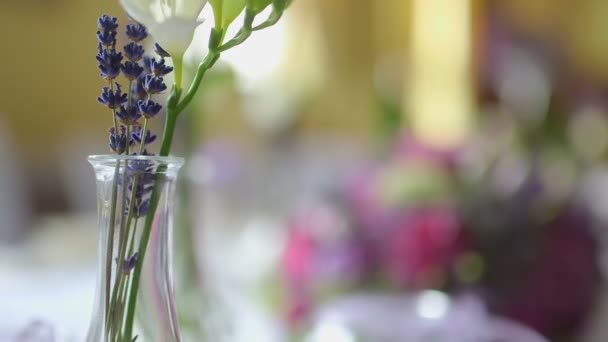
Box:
[382,207,466,288]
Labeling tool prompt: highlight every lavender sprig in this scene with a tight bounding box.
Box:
[124,43,145,62]
[96,45,123,81]
[108,126,129,154]
[153,43,170,58]
[126,23,147,42]
[116,105,141,125]
[98,85,127,109]
[143,75,168,94]
[137,99,162,119]
[131,126,157,146]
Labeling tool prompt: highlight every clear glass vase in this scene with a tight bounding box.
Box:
[86,155,184,342]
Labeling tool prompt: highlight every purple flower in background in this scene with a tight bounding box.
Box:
[496,209,600,338]
[98,85,127,109]
[126,23,148,42]
[382,207,466,288]
[15,320,57,342]
[124,42,145,62]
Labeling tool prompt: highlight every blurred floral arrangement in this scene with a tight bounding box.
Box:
[280,102,603,340]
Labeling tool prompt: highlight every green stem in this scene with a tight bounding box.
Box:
[173,56,183,91]
[123,172,164,340]
[174,51,220,117]
[122,53,186,339]
[109,81,118,133]
[139,118,149,155]
[104,164,120,335]
[253,9,282,31]
[113,171,139,334]
[104,77,120,337]
[218,10,256,52]
[126,80,133,155]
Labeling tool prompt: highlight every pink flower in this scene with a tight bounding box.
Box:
[382,207,466,288]
[282,227,317,285]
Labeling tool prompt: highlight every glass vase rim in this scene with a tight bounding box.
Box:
[88,154,185,167]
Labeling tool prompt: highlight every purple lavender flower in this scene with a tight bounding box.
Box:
[108,126,128,154]
[98,85,128,109]
[143,75,167,94]
[127,175,154,196]
[126,23,148,42]
[133,198,151,217]
[131,126,157,145]
[131,77,148,101]
[149,58,174,77]
[124,42,145,62]
[137,99,162,119]
[97,30,117,47]
[121,61,144,81]
[96,44,123,80]
[125,159,156,217]
[116,105,142,125]
[122,252,139,273]
[154,43,171,58]
[125,196,151,217]
[142,56,153,74]
[98,15,118,32]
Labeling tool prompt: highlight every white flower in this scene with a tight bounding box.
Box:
[119,0,208,58]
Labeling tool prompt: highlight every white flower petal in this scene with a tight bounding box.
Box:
[148,17,203,57]
[119,0,156,25]
[175,0,208,19]
[121,0,208,58]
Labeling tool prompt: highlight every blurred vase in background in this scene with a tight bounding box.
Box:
[306,292,548,342]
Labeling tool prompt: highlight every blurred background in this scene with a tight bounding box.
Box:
[2,0,608,341]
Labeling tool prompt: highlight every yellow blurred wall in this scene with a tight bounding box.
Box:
[0,1,124,164]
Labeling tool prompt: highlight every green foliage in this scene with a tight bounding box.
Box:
[209,0,247,29]
[208,0,224,29]
[250,0,273,13]
[222,0,247,28]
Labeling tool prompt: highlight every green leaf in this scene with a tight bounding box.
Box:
[209,0,224,29]
[273,0,287,11]
[222,0,247,28]
[250,0,273,13]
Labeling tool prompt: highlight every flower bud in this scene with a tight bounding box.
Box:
[209,0,247,30]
